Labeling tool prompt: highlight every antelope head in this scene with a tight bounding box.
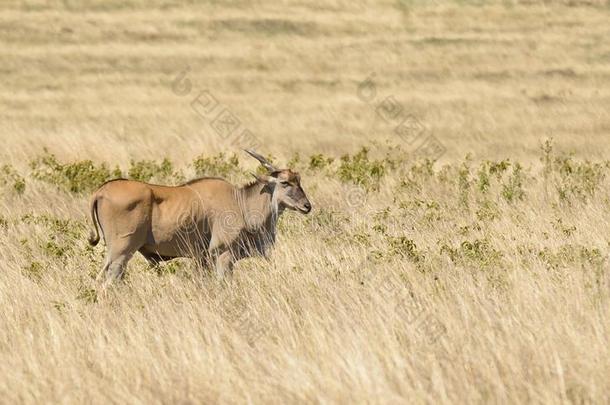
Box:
[245,149,312,214]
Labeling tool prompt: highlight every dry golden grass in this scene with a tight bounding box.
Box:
[1,0,609,403]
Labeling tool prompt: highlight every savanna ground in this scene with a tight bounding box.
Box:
[1,0,610,403]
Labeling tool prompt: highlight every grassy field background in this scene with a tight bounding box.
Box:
[1,0,609,403]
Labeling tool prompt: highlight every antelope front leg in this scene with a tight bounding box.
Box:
[214,251,234,279]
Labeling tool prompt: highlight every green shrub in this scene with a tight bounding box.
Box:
[286,152,302,170]
[396,159,436,194]
[440,238,503,268]
[309,153,334,170]
[539,139,607,202]
[22,214,86,261]
[151,261,182,276]
[399,199,443,224]
[477,159,510,194]
[77,287,98,304]
[541,138,554,178]
[538,244,605,271]
[52,301,67,313]
[21,213,85,240]
[552,218,576,237]
[502,162,526,202]
[387,236,424,262]
[30,150,122,194]
[191,152,242,179]
[129,158,184,184]
[22,261,43,281]
[457,155,473,208]
[337,147,385,190]
[476,199,499,221]
[554,156,606,202]
[0,164,26,194]
[407,159,435,179]
[460,239,503,267]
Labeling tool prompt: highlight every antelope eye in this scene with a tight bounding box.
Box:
[280,181,290,186]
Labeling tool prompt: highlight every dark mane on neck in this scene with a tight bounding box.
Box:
[239,179,267,198]
[182,176,265,194]
[242,179,261,189]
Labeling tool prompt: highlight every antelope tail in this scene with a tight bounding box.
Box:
[88,195,101,246]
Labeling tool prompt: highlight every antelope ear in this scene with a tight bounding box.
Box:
[250,173,277,184]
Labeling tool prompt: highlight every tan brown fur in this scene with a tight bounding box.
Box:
[89,155,311,286]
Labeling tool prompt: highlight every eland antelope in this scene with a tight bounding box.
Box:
[88,150,311,286]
